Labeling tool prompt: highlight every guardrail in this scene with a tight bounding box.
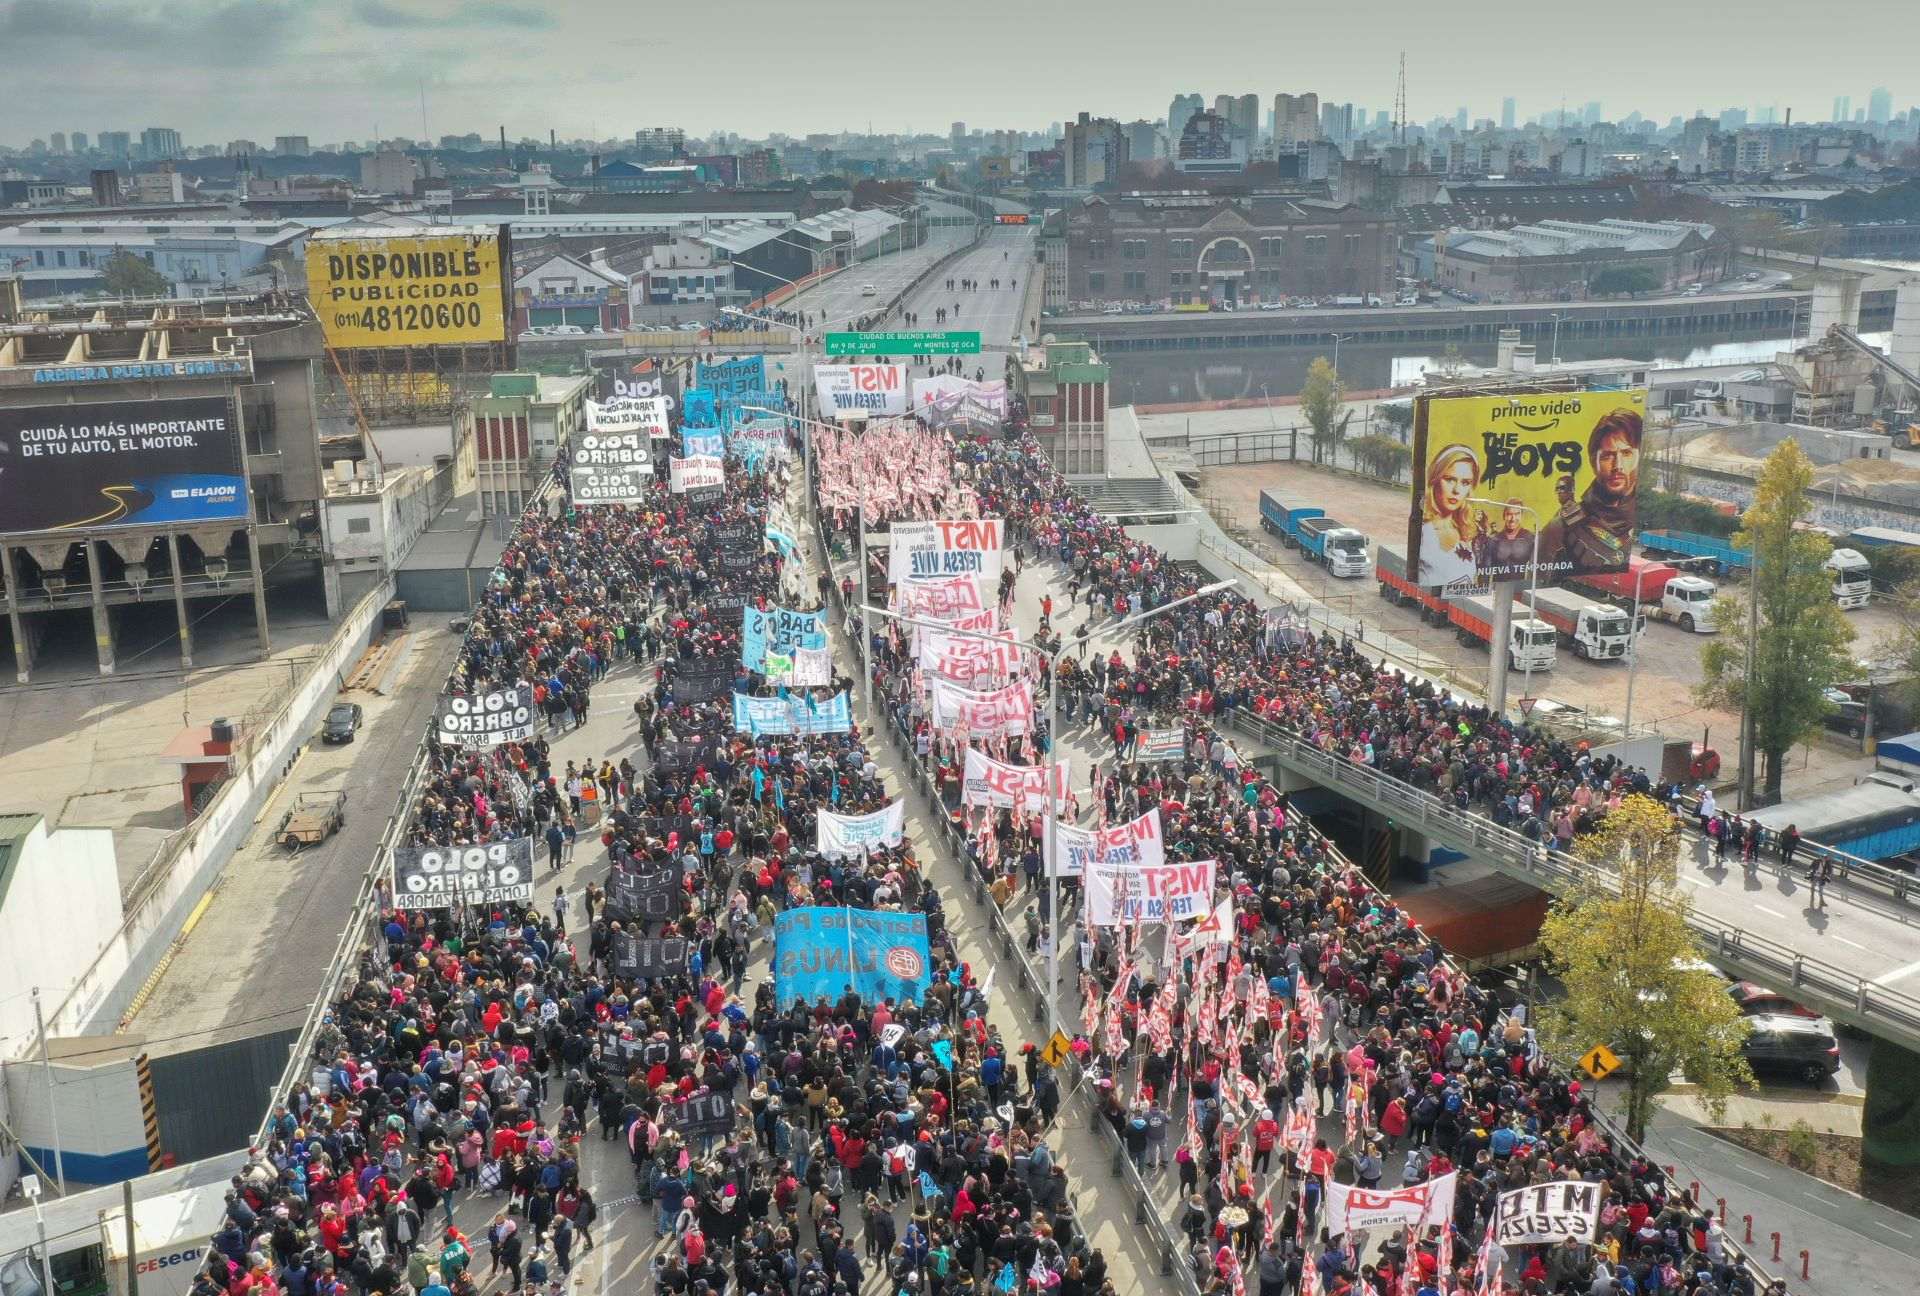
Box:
[1224,708,1920,1052]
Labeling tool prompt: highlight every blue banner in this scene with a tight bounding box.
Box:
[766,526,801,559]
[683,429,726,459]
[681,388,718,429]
[719,390,778,431]
[740,604,826,670]
[773,906,933,1009]
[728,418,787,470]
[697,356,767,400]
[732,690,851,735]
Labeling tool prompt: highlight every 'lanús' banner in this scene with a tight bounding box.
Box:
[962,749,1070,811]
[817,801,907,858]
[773,906,932,1008]
[732,691,852,736]
[888,518,1004,585]
[1085,856,1215,925]
[814,363,908,417]
[1408,389,1646,592]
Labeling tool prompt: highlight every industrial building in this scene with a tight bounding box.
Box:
[1010,339,1111,475]
[0,218,310,298]
[1407,218,1730,302]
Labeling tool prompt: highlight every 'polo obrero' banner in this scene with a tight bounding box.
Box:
[569,465,650,505]
[1085,855,1214,926]
[732,690,852,736]
[887,518,1004,585]
[962,749,1070,811]
[772,905,932,1008]
[434,685,535,749]
[391,840,535,910]
[817,801,907,859]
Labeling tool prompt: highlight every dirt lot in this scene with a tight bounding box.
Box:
[1196,461,1894,799]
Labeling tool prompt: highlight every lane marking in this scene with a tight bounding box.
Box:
[1875,957,1920,985]
[1874,1220,1915,1238]
[1831,935,1869,951]
[1752,904,1786,918]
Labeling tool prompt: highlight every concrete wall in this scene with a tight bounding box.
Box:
[42,580,392,1041]
[4,1048,148,1185]
[0,819,119,1061]
[1121,522,1199,561]
[368,422,457,469]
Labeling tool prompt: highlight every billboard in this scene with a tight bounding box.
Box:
[306,227,510,349]
[1407,389,1647,591]
[587,351,681,408]
[0,396,246,533]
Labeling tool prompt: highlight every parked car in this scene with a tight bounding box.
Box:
[1683,284,1705,296]
[550,324,586,335]
[321,702,363,743]
[1743,271,1762,281]
[1740,1012,1841,1084]
[1726,981,1821,1019]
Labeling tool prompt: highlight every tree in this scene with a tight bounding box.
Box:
[1299,356,1347,466]
[1588,265,1663,297]
[1346,432,1412,483]
[1539,795,1754,1142]
[101,250,170,298]
[1696,440,1856,803]
[1376,399,1414,442]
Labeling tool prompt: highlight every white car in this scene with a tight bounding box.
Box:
[550,324,587,335]
[860,283,878,297]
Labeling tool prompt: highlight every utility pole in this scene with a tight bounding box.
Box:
[1736,558,1760,810]
[33,987,66,1194]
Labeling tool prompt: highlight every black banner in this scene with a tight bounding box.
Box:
[719,548,758,574]
[608,868,682,922]
[670,659,735,704]
[710,520,755,547]
[668,1092,735,1137]
[392,840,536,911]
[0,396,246,534]
[654,738,720,775]
[611,932,689,979]
[588,351,681,407]
[435,685,535,749]
[710,591,749,616]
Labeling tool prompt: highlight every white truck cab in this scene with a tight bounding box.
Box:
[1662,576,1718,633]
[1825,548,1873,609]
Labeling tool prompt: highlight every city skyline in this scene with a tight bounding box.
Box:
[0,0,1910,146]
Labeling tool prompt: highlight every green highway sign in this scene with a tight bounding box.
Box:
[824,330,981,356]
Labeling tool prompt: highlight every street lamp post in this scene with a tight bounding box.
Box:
[1464,495,1543,715]
[1331,333,1355,375]
[862,576,1235,1040]
[1548,312,1568,365]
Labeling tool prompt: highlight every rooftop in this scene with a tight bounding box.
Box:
[1437,217,1718,259]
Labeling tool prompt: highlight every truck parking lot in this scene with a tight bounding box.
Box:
[1201,460,1903,798]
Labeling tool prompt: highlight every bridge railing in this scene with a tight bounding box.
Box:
[1224,708,1920,1052]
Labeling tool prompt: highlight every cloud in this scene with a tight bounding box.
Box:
[353,0,554,28]
[0,0,301,61]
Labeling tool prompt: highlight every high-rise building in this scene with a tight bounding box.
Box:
[1501,98,1517,130]
[1454,107,1469,132]
[1582,101,1602,125]
[1232,93,1259,143]
[1063,111,1128,187]
[1375,111,1390,132]
[1273,93,1320,147]
[1168,94,1204,147]
[274,135,310,156]
[951,121,966,142]
[49,131,67,154]
[1833,96,1851,124]
[1868,88,1892,124]
[1123,119,1164,161]
[1718,108,1747,130]
[139,126,182,159]
[97,130,131,157]
[71,131,88,153]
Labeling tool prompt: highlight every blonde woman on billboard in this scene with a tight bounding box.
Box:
[1419,443,1482,588]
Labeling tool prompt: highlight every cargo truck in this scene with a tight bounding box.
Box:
[1295,515,1371,577]
[1258,489,1322,543]
[1450,592,1558,673]
[1375,541,1452,625]
[1568,556,1719,633]
[1526,588,1640,660]
[1638,529,1872,608]
[0,1177,233,1296]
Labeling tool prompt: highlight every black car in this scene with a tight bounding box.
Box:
[321,702,363,743]
[1741,1013,1841,1084]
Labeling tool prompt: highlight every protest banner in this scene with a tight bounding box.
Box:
[569,465,650,505]
[741,604,828,671]
[1085,857,1215,925]
[1492,1181,1603,1246]
[814,363,908,417]
[608,869,682,922]
[669,454,725,494]
[888,518,1004,585]
[391,841,535,911]
[929,677,1034,738]
[895,574,986,618]
[732,691,853,736]
[961,749,1070,811]
[1137,728,1186,762]
[667,1092,736,1137]
[669,659,735,703]
[610,932,689,978]
[697,355,767,400]
[434,685,534,749]
[817,801,907,858]
[1324,1173,1458,1235]
[772,906,932,1008]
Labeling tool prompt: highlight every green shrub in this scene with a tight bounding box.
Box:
[1348,433,1413,483]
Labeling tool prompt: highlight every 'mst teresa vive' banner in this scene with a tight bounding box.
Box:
[1085,857,1215,925]
[391,840,535,910]
[1047,808,1164,879]
[962,749,1070,811]
[773,906,932,1008]
[817,802,907,859]
[888,518,1004,585]
[1492,1180,1603,1246]
[0,396,247,533]
[733,691,852,736]
[741,605,828,671]
[434,685,535,748]
[814,363,908,417]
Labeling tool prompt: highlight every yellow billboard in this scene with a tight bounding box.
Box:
[306,228,509,349]
[1407,388,1647,590]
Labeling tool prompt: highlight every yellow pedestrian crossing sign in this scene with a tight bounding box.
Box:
[1038,1030,1073,1067]
[1578,1044,1622,1080]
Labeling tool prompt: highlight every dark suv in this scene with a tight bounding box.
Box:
[1741,1013,1841,1084]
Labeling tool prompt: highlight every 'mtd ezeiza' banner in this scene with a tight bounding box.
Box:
[434,685,535,748]
[814,364,908,417]
[0,396,247,533]
[773,906,932,1008]
[391,841,535,910]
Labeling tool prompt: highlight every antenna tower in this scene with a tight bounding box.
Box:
[1394,52,1407,146]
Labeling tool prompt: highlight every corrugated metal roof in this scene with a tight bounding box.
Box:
[0,810,45,910]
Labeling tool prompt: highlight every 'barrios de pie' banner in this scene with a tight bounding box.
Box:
[773,905,931,1008]
[817,801,907,858]
[741,604,827,671]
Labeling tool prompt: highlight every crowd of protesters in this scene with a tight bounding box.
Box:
[191,422,1126,1296]
[817,423,1784,1296]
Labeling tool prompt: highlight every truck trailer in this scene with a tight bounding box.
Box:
[1525,588,1639,660]
[1258,489,1321,542]
[1295,515,1371,577]
[1639,529,1871,608]
[1449,592,1558,673]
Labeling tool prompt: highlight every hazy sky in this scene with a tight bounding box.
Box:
[4,0,1910,146]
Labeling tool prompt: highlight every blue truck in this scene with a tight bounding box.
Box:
[1259,489,1321,542]
[1639,529,1872,607]
[1259,489,1369,576]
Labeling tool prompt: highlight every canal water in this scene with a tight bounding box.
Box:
[1109,326,1898,406]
